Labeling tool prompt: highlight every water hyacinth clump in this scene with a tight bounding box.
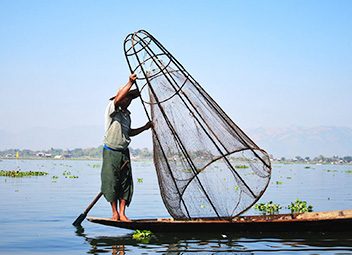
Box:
[254,201,282,214]
[0,170,48,178]
[288,199,313,213]
[62,170,79,179]
[235,165,249,169]
[88,163,101,168]
[132,230,152,243]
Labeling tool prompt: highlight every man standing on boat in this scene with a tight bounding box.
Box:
[101,73,152,221]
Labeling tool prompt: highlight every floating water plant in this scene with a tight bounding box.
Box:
[276,181,283,185]
[235,165,249,169]
[0,170,48,178]
[288,199,313,213]
[325,169,338,173]
[137,178,143,183]
[254,201,282,214]
[132,230,152,243]
[63,170,71,176]
[345,170,352,174]
[62,170,78,179]
[88,163,101,168]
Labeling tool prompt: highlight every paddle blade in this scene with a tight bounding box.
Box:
[72,213,86,226]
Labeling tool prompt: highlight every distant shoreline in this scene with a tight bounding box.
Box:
[1,157,351,165]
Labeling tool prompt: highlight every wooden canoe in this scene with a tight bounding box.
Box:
[87,209,352,232]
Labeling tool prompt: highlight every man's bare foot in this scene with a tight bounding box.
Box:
[112,212,120,221]
[120,214,130,222]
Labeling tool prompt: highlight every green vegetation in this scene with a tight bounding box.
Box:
[137,178,143,183]
[254,201,282,214]
[276,155,352,164]
[325,169,338,173]
[0,170,48,177]
[288,199,313,213]
[89,163,101,168]
[132,230,152,243]
[255,199,314,214]
[235,165,249,169]
[345,170,352,174]
[62,170,78,179]
[276,181,283,185]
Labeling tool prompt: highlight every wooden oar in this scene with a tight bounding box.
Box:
[72,160,130,226]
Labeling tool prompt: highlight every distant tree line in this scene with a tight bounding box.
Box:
[0,147,351,163]
[0,146,152,159]
[277,155,352,164]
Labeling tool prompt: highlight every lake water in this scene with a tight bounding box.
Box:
[0,159,351,254]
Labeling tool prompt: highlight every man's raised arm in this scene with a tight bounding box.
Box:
[114,73,137,105]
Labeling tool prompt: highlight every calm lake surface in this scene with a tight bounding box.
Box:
[0,159,351,254]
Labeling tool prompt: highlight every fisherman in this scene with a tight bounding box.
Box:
[101,73,152,221]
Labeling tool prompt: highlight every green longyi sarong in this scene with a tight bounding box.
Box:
[101,148,133,205]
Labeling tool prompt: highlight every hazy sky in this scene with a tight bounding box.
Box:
[0,0,351,149]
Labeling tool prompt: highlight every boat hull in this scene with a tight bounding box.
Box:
[87,209,352,233]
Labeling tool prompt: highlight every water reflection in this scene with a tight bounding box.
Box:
[75,225,352,255]
[75,226,125,254]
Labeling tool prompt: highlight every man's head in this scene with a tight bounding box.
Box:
[110,89,140,109]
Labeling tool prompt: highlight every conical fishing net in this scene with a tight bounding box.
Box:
[124,30,271,220]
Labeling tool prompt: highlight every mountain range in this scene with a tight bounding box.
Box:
[246,126,352,158]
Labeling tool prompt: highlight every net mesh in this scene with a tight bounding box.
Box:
[124,30,271,219]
